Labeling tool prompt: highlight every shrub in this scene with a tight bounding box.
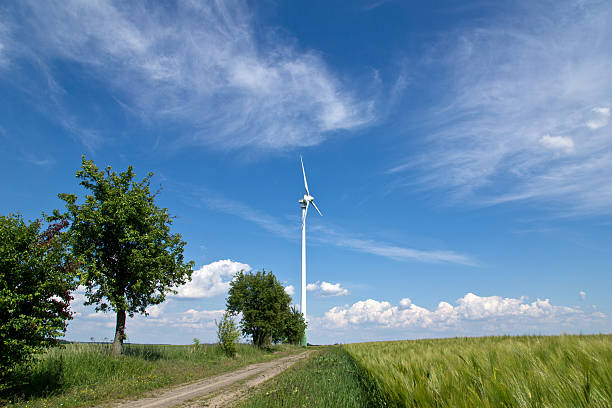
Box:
[284,306,307,345]
[0,214,77,386]
[216,311,240,357]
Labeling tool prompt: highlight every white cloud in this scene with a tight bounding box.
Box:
[586,106,611,130]
[323,292,604,330]
[307,281,349,297]
[284,285,295,296]
[390,1,612,215]
[539,134,574,153]
[306,283,319,291]
[320,281,350,297]
[145,303,165,318]
[0,19,9,69]
[399,297,412,308]
[174,259,251,299]
[579,290,586,301]
[9,0,373,150]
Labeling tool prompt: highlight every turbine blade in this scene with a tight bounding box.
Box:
[300,155,310,196]
[311,201,323,217]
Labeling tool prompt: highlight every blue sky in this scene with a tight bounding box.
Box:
[1,0,611,345]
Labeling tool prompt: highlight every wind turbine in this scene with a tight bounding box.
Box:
[298,155,322,347]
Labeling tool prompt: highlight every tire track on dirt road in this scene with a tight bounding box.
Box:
[107,350,313,408]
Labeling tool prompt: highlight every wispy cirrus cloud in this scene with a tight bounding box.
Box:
[390,0,612,216]
[4,0,373,151]
[313,225,476,265]
[195,190,475,266]
[202,194,295,240]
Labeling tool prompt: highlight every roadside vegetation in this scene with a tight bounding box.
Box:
[1,342,302,408]
[227,270,306,349]
[235,346,368,408]
[344,334,612,407]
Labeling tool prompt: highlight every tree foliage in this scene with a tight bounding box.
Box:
[226,270,292,348]
[216,311,240,357]
[0,214,77,384]
[284,305,307,345]
[57,157,194,355]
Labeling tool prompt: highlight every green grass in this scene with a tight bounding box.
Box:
[235,346,369,408]
[344,334,612,408]
[1,342,302,408]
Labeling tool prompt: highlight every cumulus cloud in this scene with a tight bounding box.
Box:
[306,283,319,291]
[323,292,605,330]
[145,303,165,319]
[5,0,373,150]
[174,259,251,299]
[284,285,295,296]
[178,309,226,330]
[399,297,412,308]
[307,281,349,297]
[390,0,612,215]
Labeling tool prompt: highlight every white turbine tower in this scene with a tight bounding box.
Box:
[298,155,322,347]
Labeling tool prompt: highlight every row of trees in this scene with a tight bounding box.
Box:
[1,157,305,384]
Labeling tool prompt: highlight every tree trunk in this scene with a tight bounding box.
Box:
[113,308,126,357]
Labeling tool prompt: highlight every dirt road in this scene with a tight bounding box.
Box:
[107,351,313,408]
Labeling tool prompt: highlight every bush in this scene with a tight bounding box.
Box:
[0,214,77,386]
[216,312,240,357]
[284,306,307,345]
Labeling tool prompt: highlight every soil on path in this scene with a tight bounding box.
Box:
[105,350,313,408]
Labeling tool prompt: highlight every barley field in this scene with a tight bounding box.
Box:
[343,334,612,407]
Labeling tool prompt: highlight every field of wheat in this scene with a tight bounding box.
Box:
[343,334,612,407]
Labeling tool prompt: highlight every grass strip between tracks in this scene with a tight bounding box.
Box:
[234,346,369,408]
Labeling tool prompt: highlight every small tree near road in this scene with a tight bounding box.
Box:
[226,270,291,348]
[284,305,307,345]
[58,157,194,356]
[0,214,77,384]
[216,311,240,357]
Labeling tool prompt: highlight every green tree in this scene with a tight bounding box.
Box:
[58,157,194,356]
[216,311,240,357]
[226,270,291,348]
[0,214,77,384]
[284,305,307,345]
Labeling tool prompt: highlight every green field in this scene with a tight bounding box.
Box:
[238,334,611,408]
[235,346,368,408]
[1,342,301,408]
[4,335,611,408]
[344,334,612,408]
